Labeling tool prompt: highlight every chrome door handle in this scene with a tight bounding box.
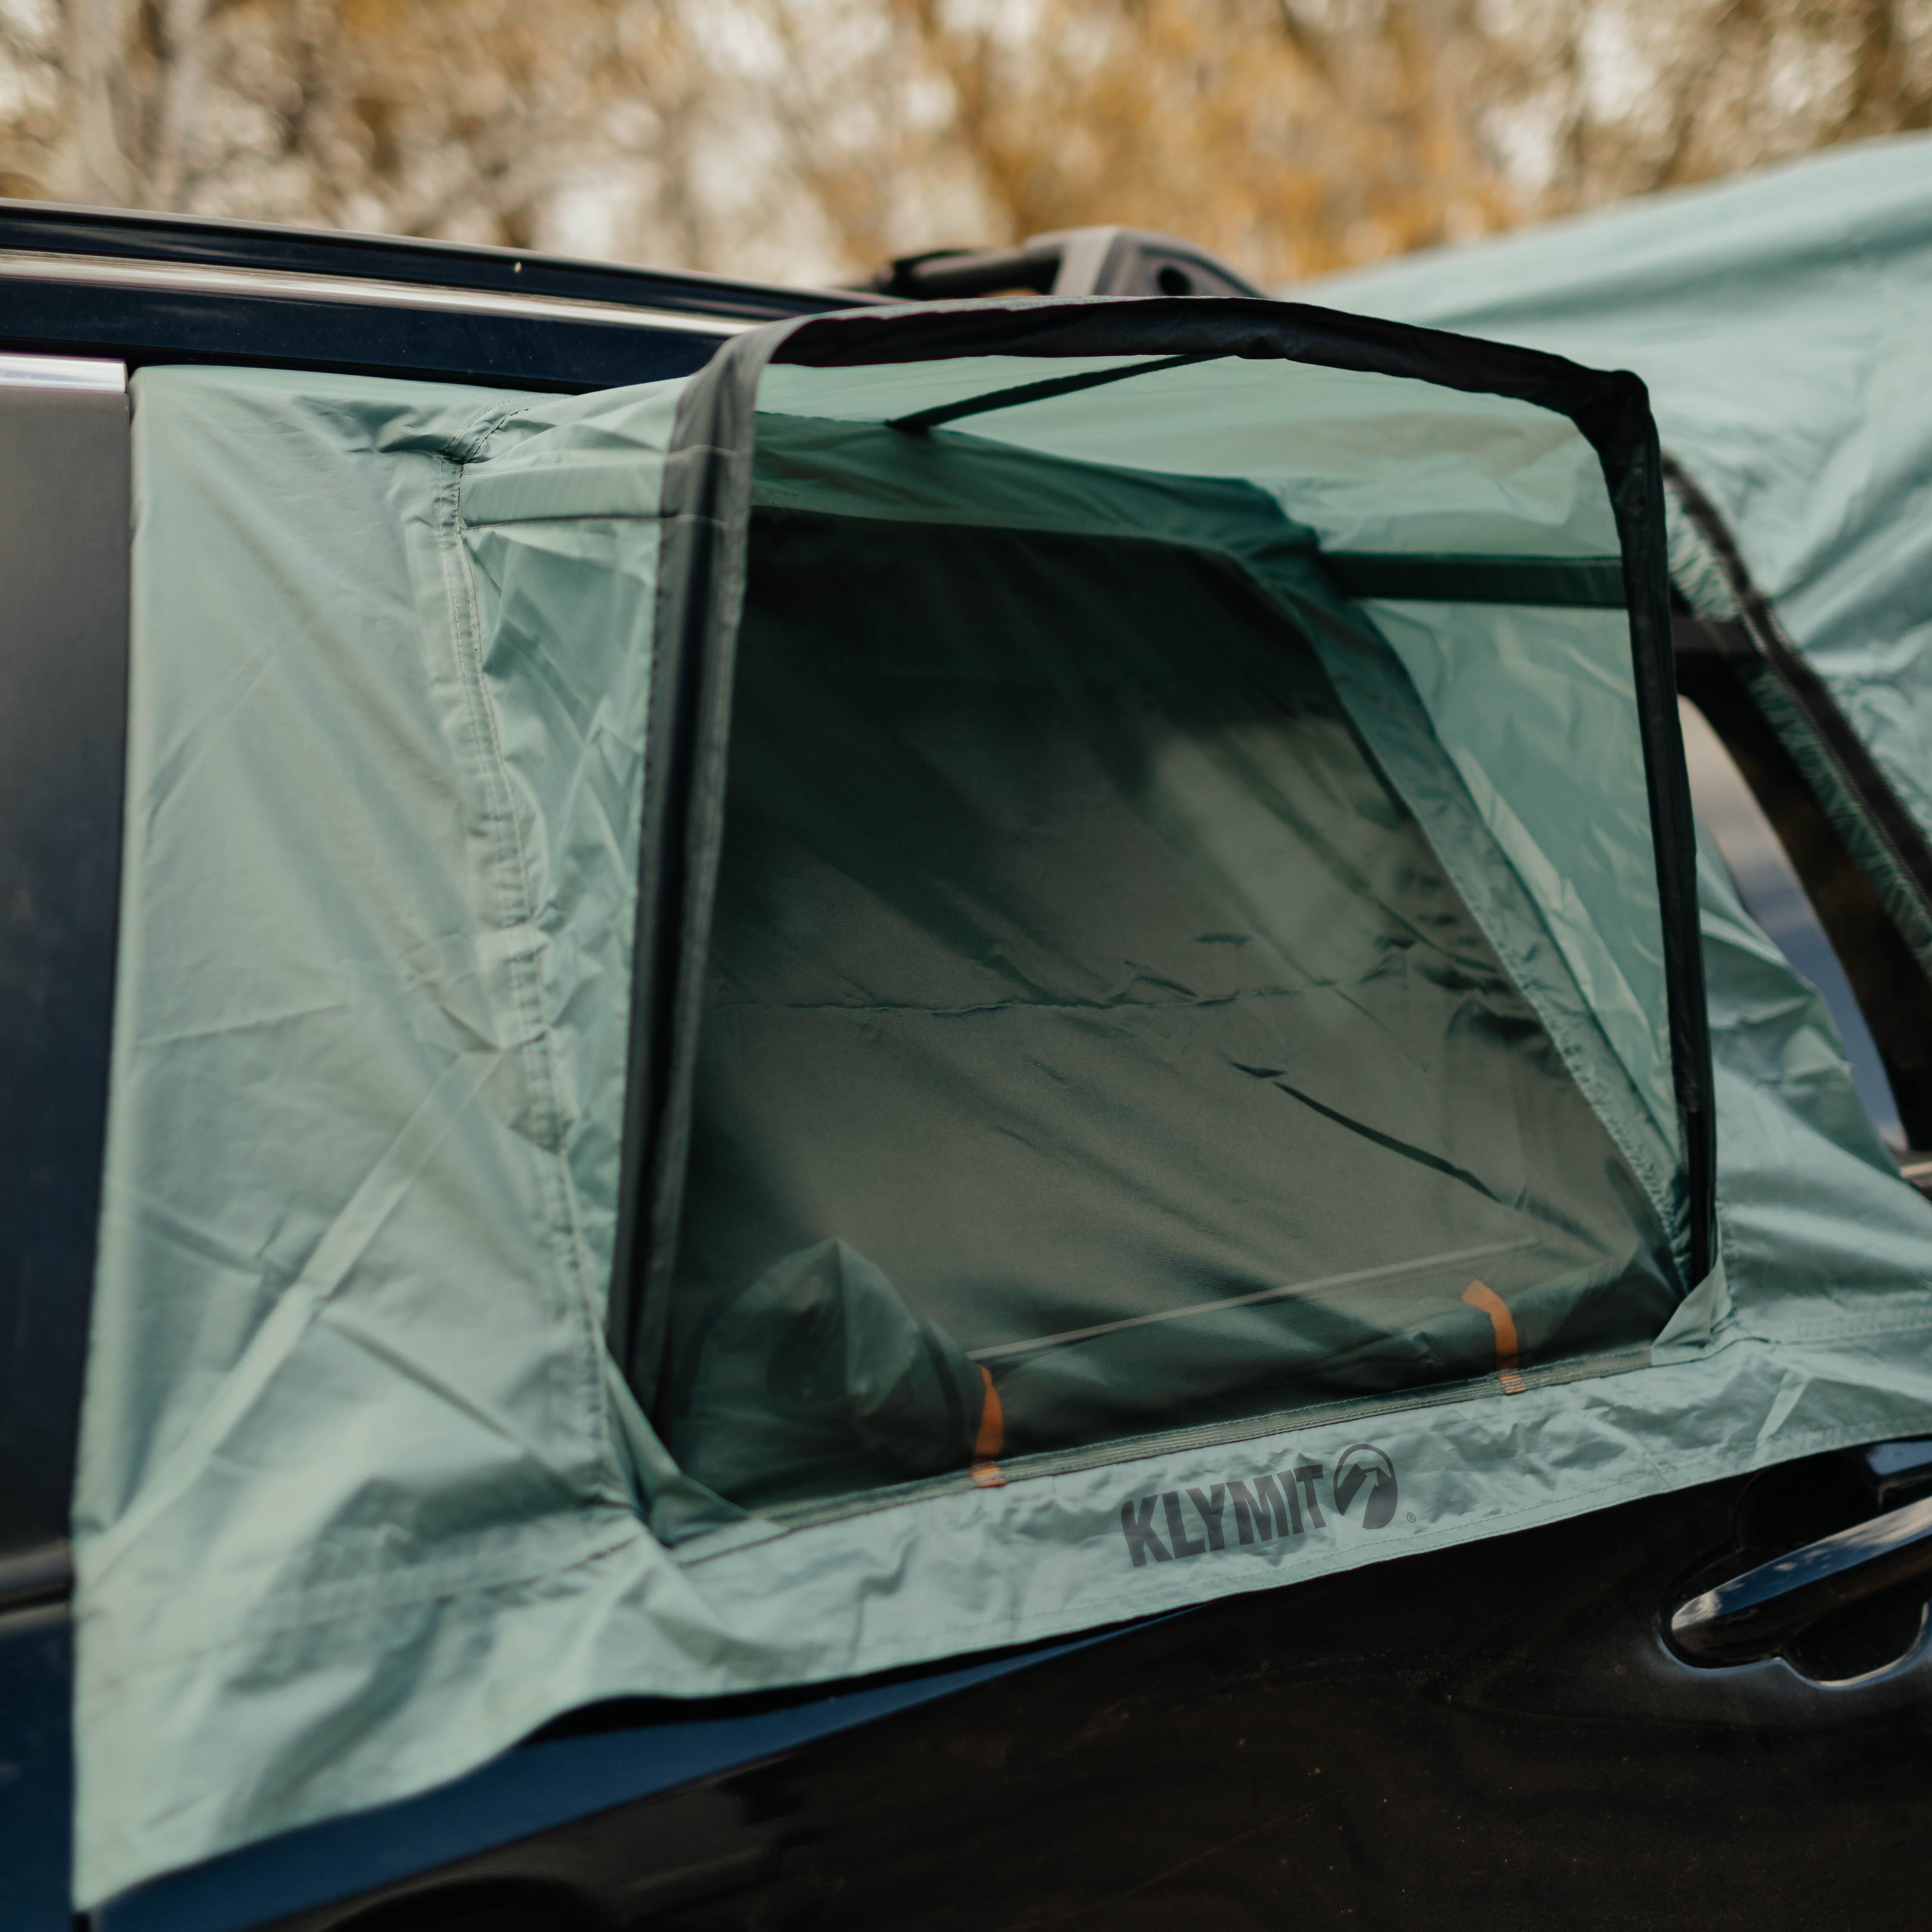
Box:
[1670,1493,1932,1664]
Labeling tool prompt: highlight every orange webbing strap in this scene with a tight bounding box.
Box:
[1462,1279,1528,1394]
[971,1365,1006,1487]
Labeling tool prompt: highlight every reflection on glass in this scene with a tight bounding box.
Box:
[1678,697,1900,1143]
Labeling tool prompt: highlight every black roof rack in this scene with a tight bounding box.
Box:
[866,226,1264,302]
[0,197,883,390]
[0,197,874,324]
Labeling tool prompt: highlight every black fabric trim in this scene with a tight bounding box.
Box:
[1607,407,1714,1285]
[768,297,1625,428]
[888,352,1210,433]
[1327,554,1626,608]
[606,295,1718,1393]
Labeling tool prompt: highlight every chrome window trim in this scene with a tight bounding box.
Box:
[0,351,125,390]
[0,250,756,336]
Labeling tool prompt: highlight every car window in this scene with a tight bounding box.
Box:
[1679,695,1901,1145]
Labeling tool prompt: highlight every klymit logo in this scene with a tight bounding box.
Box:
[1331,1443,1399,1529]
[1118,1446,1399,1566]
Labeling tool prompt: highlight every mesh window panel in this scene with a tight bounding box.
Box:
[668,509,1674,1511]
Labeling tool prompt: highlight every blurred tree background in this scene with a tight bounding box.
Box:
[0,0,1926,287]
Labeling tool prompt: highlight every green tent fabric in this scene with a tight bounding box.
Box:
[72,295,1932,1909]
[1311,132,1932,950]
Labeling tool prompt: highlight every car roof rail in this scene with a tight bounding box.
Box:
[864,226,1264,301]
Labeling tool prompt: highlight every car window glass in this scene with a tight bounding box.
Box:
[1679,695,1900,1144]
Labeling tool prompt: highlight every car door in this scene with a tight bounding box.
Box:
[13,289,1932,1932]
[94,1443,1932,1932]
[0,354,129,1932]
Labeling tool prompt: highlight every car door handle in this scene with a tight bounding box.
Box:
[1670,1493,1932,1664]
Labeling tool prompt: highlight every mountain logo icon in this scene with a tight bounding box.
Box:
[1331,1443,1399,1529]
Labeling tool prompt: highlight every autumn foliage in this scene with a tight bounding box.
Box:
[1,0,1928,287]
